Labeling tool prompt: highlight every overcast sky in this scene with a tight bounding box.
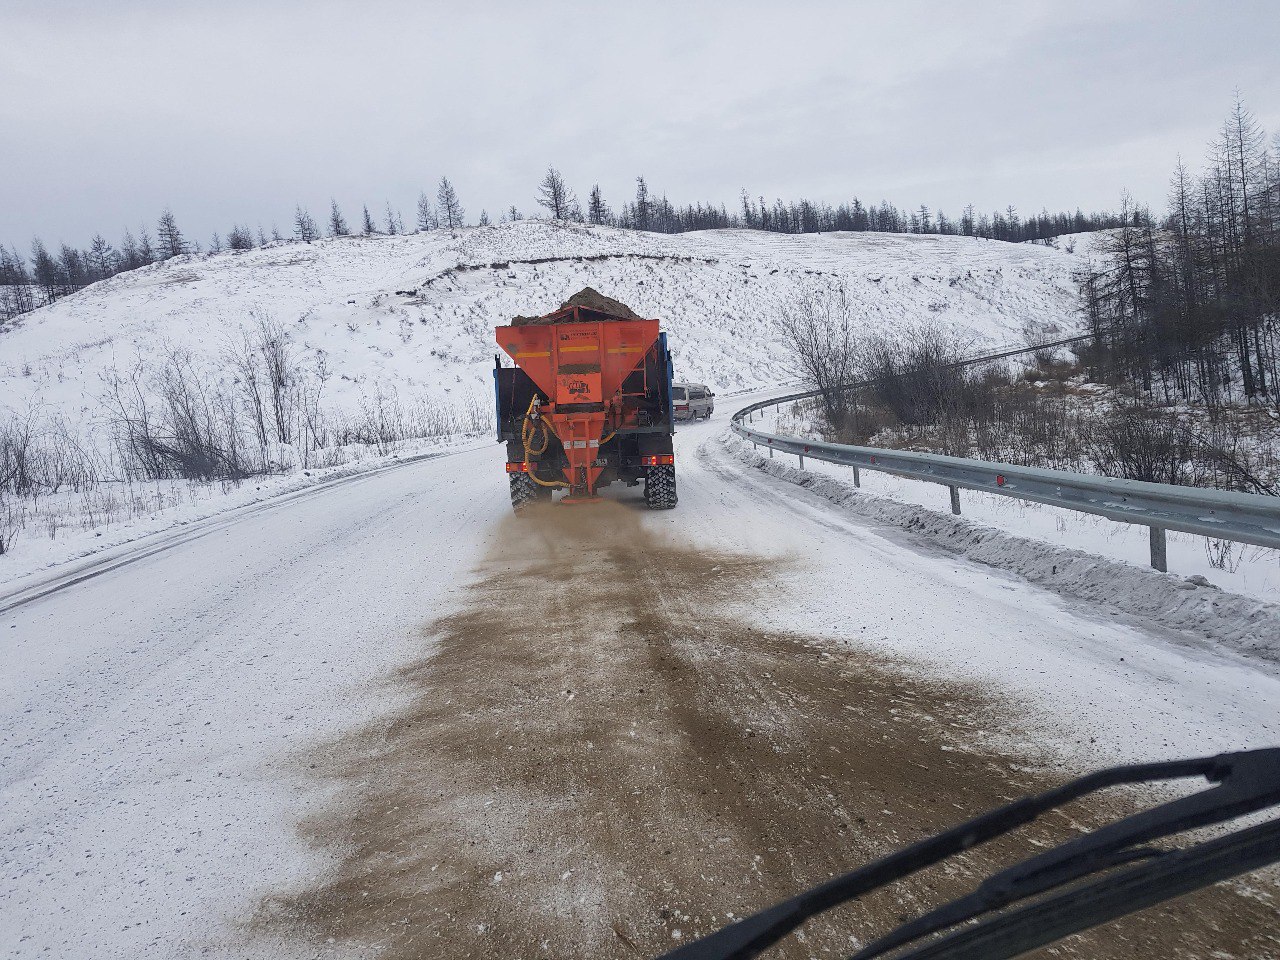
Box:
[3,0,1279,251]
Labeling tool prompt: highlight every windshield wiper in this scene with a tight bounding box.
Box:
[657,748,1280,960]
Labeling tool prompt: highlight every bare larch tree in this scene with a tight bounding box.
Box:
[328,200,348,237]
[536,166,577,219]
[436,177,464,229]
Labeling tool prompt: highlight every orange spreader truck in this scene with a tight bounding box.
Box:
[493,296,677,511]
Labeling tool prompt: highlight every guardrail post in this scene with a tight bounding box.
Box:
[1149,526,1167,573]
[768,446,773,458]
[798,454,805,470]
[949,485,961,515]
[852,465,860,487]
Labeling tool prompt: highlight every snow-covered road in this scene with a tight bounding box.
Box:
[0,446,503,957]
[3,401,1278,959]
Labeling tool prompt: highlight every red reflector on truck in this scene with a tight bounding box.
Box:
[505,462,528,473]
[641,454,675,466]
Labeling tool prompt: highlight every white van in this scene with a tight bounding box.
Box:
[672,382,715,421]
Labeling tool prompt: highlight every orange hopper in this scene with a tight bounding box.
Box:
[497,312,659,498]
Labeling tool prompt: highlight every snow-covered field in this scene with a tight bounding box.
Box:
[0,220,1084,429]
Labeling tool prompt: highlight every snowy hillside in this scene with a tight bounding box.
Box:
[0,221,1086,427]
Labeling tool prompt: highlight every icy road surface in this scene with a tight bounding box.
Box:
[2,401,1278,959]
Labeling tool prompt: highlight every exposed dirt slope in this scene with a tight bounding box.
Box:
[261,501,1278,959]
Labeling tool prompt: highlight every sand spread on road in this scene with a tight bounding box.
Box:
[259,500,1279,959]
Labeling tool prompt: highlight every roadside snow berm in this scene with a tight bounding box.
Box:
[493,289,678,510]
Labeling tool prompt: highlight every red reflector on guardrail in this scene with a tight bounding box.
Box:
[996,474,1006,486]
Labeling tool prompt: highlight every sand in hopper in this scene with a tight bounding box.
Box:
[510,287,641,325]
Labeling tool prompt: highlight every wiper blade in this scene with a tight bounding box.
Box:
[889,814,1280,960]
[849,746,1280,959]
[656,748,1280,960]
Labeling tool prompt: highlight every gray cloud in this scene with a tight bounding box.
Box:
[2,0,1278,249]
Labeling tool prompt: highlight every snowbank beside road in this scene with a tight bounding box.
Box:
[722,433,1280,667]
[0,431,489,594]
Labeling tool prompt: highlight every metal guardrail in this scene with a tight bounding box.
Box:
[730,337,1280,572]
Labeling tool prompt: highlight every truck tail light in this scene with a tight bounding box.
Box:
[641,454,675,466]
[676,404,689,412]
[505,461,528,473]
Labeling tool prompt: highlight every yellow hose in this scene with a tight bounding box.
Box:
[523,415,550,455]
[522,395,570,488]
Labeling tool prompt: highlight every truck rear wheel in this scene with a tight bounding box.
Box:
[509,472,546,512]
[644,465,677,510]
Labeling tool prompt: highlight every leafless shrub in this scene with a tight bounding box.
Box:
[333,386,487,455]
[0,329,486,556]
[1204,538,1241,572]
[0,409,99,496]
[777,289,859,429]
[819,319,1280,505]
[226,311,303,449]
[295,373,329,469]
[0,493,25,554]
[0,416,37,494]
[859,323,970,428]
[1087,404,1196,485]
[831,400,898,445]
[1185,410,1279,496]
[1031,347,1057,369]
[968,382,1087,469]
[102,350,262,482]
[39,416,99,492]
[79,489,122,530]
[1024,350,1080,384]
[226,313,339,470]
